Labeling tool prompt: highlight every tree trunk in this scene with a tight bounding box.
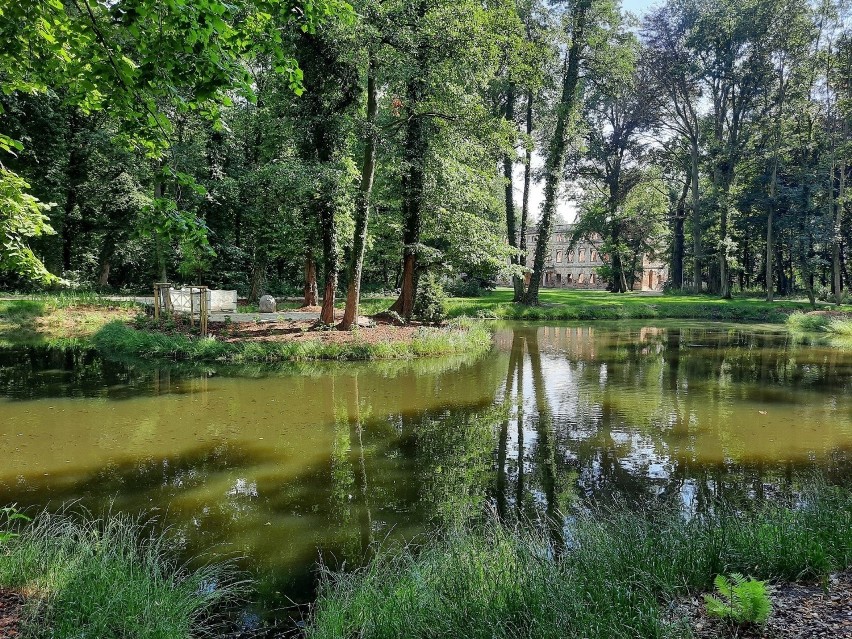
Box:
[153,176,168,282]
[517,90,533,299]
[719,197,730,299]
[690,138,701,291]
[671,173,689,289]
[341,56,379,330]
[97,234,114,289]
[524,0,590,305]
[766,156,777,302]
[503,84,524,302]
[834,126,846,306]
[248,261,266,302]
[62,110,83,275]
[389,26,428,320]
[303,249,318,307]
[319,200,338,324]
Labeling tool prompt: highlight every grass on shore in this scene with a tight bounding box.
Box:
[0,293,138,348]
[0,510,242,639]
[307,484,852,639]
[787,311,852,334]
[351,288,841,323]
[92,319,493,363]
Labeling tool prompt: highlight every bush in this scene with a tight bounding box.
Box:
[705,573,772,625]
[413,273,448,325]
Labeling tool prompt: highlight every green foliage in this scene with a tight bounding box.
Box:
[0,168,59,285]
[705,573,772,625]
[413,272,448,325]
[0,507,30,545]
[0,509,242,639]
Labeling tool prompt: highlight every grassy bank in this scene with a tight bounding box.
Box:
[355,289,841,323]
[0,510,241,639]
[307,485,852,639]
[92,319,493,363]
[786,311,852,348]
[0,294,137,348]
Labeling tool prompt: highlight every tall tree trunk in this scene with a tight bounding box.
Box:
[766,152,778,302]
[834,123,847,306]
[517,90,533,299]
[671,172,689,289]
[303,248,318,307]
[719,195,731,299]
[319,201,338,324]
[153,175,168,283]
[502,84,523,302]
[690,138,701,291]
[389,21,428,320]
[62,111,83,274]
[97,234,114,289]
[248,261,266,302]
[524,0,590,305]
[341,57,379,330]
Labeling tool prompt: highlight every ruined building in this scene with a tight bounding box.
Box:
[521,224,668,291]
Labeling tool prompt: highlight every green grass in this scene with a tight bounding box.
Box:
[306,484,852,639]
[786,311,852,348]
[349,288,843,323]
[0,510,243,639]
[0,294,139,348]
[91,319,493,363]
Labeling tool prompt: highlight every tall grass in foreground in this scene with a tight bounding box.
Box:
[0,511,243,639]
[306,485,852,639]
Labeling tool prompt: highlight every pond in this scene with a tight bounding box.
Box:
[2,321,852,629]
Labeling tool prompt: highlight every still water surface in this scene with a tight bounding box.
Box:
[2,321,851,623]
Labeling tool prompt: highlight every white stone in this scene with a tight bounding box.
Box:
[259,295,276,313]
[209,290,237,312]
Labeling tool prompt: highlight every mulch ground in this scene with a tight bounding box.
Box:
[0,589,23,638]
[676,570,852,638]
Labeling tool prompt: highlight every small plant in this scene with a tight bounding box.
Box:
[0,506,30,544]
[705,573,772,625]
[413,272,448,325]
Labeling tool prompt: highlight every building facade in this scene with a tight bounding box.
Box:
[522,224,668,292]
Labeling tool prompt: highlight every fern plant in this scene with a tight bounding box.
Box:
[705,573,772,625]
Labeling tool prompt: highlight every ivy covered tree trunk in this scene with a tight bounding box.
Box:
[524,0,589,305]
[341,57,379,330]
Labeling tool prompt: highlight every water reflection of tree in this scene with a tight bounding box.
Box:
[491,324,852,523]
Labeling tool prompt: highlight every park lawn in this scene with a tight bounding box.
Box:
[0,296,138,348]
[352,288,849,323]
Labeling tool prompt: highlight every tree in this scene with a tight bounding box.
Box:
[525,0,594,305]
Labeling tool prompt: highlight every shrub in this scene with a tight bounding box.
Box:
[413,273,448,325]
[705,573,772,625]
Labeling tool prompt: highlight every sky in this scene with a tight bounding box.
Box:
[517,0,657,225]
